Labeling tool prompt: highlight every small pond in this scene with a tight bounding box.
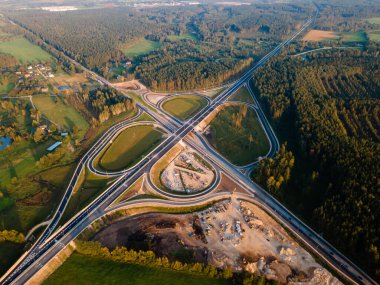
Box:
[0,136,12,150]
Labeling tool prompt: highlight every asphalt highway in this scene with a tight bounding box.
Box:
[1,17,312,283]
[2,10,377,285]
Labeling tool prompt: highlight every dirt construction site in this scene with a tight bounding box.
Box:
[93,194,341,284]
[160,150,215,193]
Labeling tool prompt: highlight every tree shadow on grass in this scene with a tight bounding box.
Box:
[64,116,75,131]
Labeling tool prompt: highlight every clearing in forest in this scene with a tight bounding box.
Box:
[0,37,52,64]
[121,38,161,58]
[302,30,339,41]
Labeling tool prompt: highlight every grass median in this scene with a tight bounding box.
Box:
[206,104,270,166]
[162,95,208,121]
[98,125,165,172]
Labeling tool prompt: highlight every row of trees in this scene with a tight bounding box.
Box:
[75,240,278,285]
[251,47,380,279]
[0,230,25,244]
[0,53,18,68]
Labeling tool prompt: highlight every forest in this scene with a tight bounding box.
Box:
[314,0,380,32]
[65,86,136,126]
[251,47,380,280]
[6,3,311,90]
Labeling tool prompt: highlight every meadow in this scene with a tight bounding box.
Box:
[44,253,228,285]
[32,95,89,140]
[0,37,51,64]
[167,33,197,41]
[341,31,367,43]
[367,17,380,24]
[0,82,15,94]
[162,95,208,120]
[368,32,380,42]
[122,38,161,58]
[0,242,24,276]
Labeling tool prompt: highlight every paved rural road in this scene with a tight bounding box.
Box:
[2,10,377,285]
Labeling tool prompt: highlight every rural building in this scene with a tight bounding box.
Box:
[47,141,62,152]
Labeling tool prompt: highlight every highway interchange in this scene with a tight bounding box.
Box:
[1,10,378,285]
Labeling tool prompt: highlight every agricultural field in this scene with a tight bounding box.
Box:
[44,253,228,285]
[228,86,254,105]
[0,37,52,64]
[51,72,92,89]
[206,105,270,166]
[99,125,164,171]
[32,95,89,140]
[303,30,368,43]
[121,39,161,58]
[367,32,380,42]
[162,95,208,121]
[367,17,380,24]
[303,30,339,41]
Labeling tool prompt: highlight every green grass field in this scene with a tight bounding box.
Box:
[0,138,55,187]
[0,99,75,233]
[0,242,24,276]
[228,86,254,105]
[0,37,52,64]
[0,82,15,94]
[341,31,367,43]
[0,148,74,232]
[367,17,380,25]
[167,33,197,41]
[122,38,161,58]
[368,32,380,42]
[162,95,208,120]
[99,125,164,171]
[60,170,113,224]
[44,254,228,285]
[207,105,270,166]
[32,95,89,140]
